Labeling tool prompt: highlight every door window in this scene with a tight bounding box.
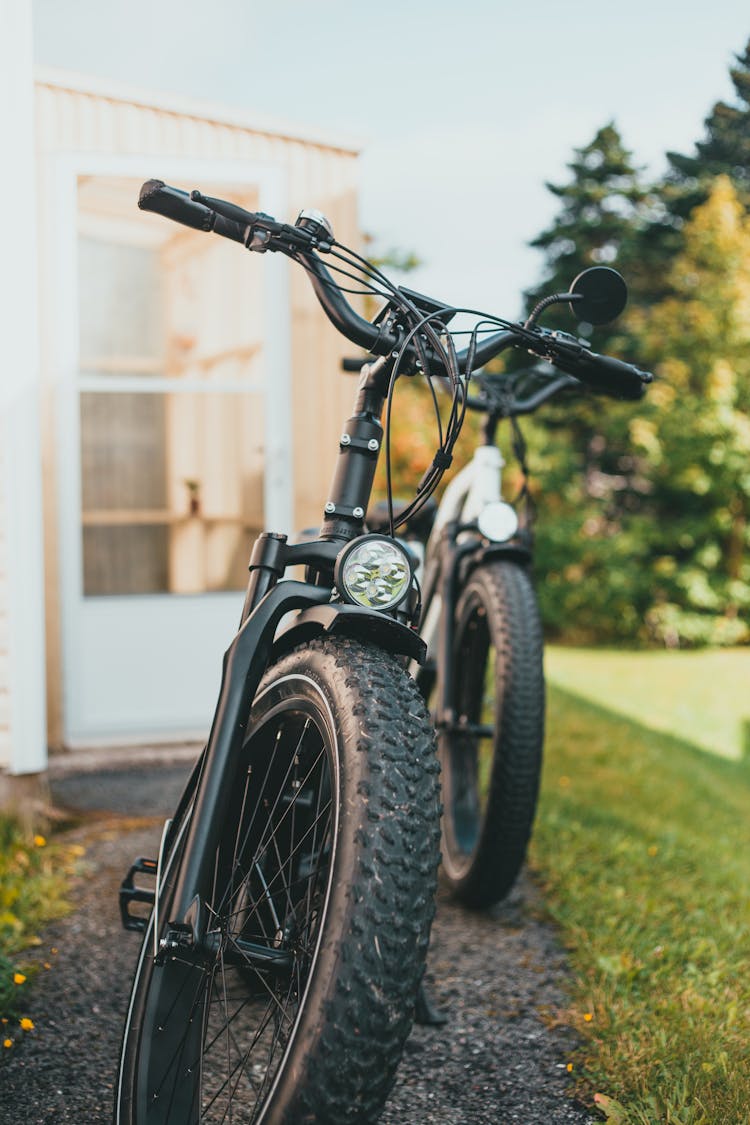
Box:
[76,176,265,596]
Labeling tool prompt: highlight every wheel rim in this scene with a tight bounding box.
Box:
[136,683,338,1124]
[441,598,498,879]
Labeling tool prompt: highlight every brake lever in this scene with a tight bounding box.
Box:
[533,328,586,362]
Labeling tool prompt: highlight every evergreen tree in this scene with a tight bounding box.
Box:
[524,122,651,346]
[516,124,656,644]
[665,38,750,218]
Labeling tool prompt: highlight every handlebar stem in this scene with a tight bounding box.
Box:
[318,360,392,542]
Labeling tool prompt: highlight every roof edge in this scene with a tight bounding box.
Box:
[34,65,363,156]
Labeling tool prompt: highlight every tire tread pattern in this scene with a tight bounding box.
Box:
[274,637,441,1124]
[444,561,545,908]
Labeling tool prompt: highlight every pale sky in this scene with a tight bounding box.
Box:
[33,0,750,318]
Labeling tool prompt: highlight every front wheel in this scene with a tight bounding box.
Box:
[114,638,440,1125]
[439,561,545,908]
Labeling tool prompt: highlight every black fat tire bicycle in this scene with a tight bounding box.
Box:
[115,179,651,1123]
[116,638,440,1124]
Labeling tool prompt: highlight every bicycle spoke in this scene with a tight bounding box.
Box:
[201,979,274,1117]
[250,739,325,870]
[218,950,233,1125]
[131,694,336,1125]
[237,720,313,875]
[238,801,332,921]
[251,972,299,1110]
[154,962,214,1121]
[213,720,320,921]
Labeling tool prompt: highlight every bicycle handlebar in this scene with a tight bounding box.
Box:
[542,339,650,401]
[139,179,652,400]
[139,180,248,244]
[465,371,580,415]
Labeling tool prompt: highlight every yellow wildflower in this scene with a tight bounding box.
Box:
[13,973,26,985]
[3,1039,12,1049]
[584,1012,593,1023]
[566,1063,574,1072]
[19,1018,34,1032]
[33,835,46,847]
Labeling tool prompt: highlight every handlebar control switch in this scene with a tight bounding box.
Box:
[295,209,334,242]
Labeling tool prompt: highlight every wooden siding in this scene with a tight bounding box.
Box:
[34,75,361,747]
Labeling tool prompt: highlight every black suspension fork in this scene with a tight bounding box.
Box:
[167,580,332,949]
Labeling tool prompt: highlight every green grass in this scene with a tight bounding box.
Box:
[545,645,750,760]
[531,686,750,1125]
[0,818,80,1046]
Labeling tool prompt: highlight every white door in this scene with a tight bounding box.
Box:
[54,160,291,746]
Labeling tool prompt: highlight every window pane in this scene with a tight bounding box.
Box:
[83,525,169,596]
[79,238,164,363]
[80,391,265,596]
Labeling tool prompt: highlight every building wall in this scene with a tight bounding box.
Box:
[33,73,362,748]
[0,442,9,767]
[0,2,47,782]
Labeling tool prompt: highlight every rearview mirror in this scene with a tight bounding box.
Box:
[569,267,628,325]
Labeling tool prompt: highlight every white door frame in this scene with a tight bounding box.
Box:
[47,152,292,745]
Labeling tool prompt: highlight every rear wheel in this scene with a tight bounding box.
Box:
[439,561,545,908]
[114,638,441,1124]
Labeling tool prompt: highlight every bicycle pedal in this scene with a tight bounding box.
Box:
[119,856,158,933]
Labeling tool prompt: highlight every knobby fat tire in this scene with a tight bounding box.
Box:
[114,637,441,1125]
[440,561,545,908]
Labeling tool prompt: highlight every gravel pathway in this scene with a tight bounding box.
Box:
[0,762,595,1125]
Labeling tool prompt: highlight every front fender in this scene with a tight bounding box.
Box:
[274,602,427,664]
[461,540,533,581]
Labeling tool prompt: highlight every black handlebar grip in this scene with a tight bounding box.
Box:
[553,349,651,401]
[210,214,248,244]
[139,180,216,231]
[586,353,652,400]
[139,180,248,244]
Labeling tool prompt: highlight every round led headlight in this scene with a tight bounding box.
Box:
[335,535,413,611]
[477,501,519,543]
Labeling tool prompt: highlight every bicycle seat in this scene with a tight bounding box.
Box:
[367,497,438,539]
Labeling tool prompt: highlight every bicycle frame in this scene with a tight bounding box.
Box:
[410,433,531,736]
[159,359,426,953]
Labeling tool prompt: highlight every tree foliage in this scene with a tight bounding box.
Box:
[512,123,657,643]
[371,40,750,647]
[534,177,750,647]
[627,177,750,645]
[524,122,651,347]
[666,38,750,217]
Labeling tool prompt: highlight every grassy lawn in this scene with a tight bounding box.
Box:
[531,685,750,1124]
[0,819,80,1051]
[545,645,750,760]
